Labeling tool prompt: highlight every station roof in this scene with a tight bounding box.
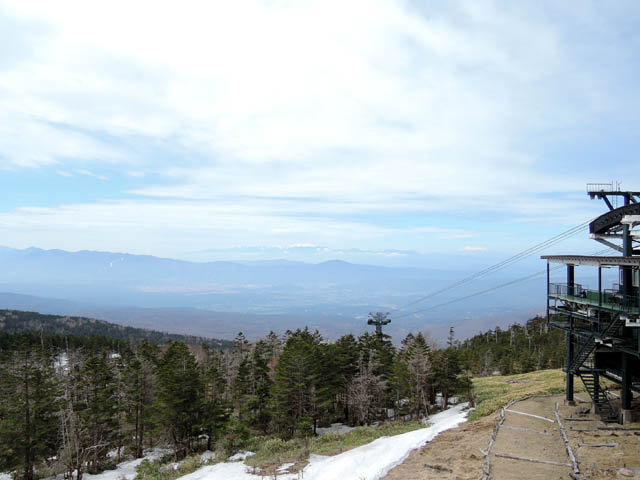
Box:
[541,255,640,267]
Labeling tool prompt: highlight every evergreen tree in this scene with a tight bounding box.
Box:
[247,340,273,432]
[270,329,325,438]
[78,351,119,474]
[123,341,158,458]
[58,349,93,480]
[396,333,432,419]
[232,356,252,422]
[156,342,203,458]
[357,332,395,381]
[455,316,565,375]
[433,328,462,408]
[201,349,231,450]
[0,345,59,480]
[327,334,359,421]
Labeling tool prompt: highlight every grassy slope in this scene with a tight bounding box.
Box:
[469,368,583,420]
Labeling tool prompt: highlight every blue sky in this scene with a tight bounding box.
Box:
[1,0,639,265]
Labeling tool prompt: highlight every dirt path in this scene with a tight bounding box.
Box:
[383,394,640,479]
[383,414,494,479]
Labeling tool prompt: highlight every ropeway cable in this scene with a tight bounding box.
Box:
[393,219,592,313]
[393,247,614,320]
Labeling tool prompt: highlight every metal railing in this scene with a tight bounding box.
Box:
[549,283,640,314]
[587,182,619,193]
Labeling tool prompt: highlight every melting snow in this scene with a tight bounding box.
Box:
[228,452,255,462]
[79,449,171,480]
[276,463,295,473]
[316,423,355,435]
[178,403,468,480]
[200,451,216,463]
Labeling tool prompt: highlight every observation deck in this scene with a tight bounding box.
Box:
[542,187,640,423]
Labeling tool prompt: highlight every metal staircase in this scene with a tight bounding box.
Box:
[567,312,624,374]
[578,370,618,422]
[564,312,625,423]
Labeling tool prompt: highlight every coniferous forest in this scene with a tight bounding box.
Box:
[455,315,566,376]
[0,311,565,480]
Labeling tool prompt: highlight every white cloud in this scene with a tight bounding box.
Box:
[0,1,638,256]
[461,246,487,252]
[77,169,108,180]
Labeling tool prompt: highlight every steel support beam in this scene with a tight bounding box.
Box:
[598,266,602,329]
[566,327,574,404]
[546,262,550,322]
[621,352,633,423]
[567,264,575,296]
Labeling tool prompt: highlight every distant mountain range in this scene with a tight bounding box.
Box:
[0,245,548,341]
[0,245,461,310]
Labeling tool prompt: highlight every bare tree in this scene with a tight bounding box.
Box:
[348,353,387,425]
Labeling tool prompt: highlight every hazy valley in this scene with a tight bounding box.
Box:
[0,246,546,341]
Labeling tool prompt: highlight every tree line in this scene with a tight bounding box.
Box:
[455,315,566,376]
[0,323,470,480]
[0,310,232,350]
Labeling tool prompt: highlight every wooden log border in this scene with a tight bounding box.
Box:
[501,425,552,436]
[493,452,571,467]
[504,408,555,423]
[555,402,580,476]
[480,394,561,480]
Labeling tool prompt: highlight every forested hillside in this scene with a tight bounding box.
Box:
[0,324,471,480]
[456,315,566,375]
[0,309,232,349]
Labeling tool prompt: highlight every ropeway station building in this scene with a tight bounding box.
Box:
[542,184,640,424]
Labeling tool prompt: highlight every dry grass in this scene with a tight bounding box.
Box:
[244,420,425,475]
[469,369,583,420]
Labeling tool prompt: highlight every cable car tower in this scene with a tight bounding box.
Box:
[367,311,391,336]
[542,183,640,424]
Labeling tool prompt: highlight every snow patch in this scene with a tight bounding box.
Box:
[316,423,355,435]
[177,403,468,480]
[80,448,171,480]
[276,462,295,473]
[200,451,216,463]
[228,452,254,462]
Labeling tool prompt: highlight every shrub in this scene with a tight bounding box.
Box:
[221,419,251,454]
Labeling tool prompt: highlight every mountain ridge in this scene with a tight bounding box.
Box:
[0,307,232,349]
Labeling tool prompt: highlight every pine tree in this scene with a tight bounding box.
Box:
[157,342,203,458]
[58,349,92,480]
[78,351,119,474]
[406,333,432,418]
[270,329,325,438]
[123,340,158,458]
[327,334,359,421]
[433,328,462,408]
[0,345,59,480]
[247,340,273,432]
[201,349,230,450]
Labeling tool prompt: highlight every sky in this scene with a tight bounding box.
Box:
[1,0,639,266]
